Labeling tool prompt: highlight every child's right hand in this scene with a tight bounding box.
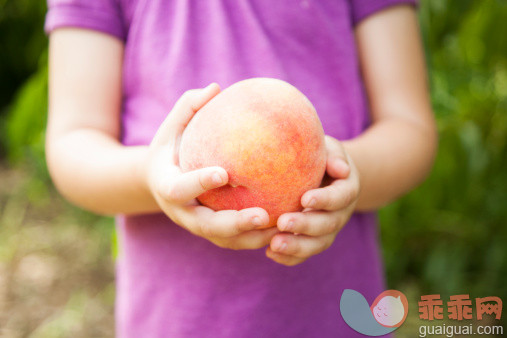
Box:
[143,83,279,250]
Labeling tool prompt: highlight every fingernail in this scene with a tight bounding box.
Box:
[277,242,287,252]
[307,197,316,208]
[252,216,262,226]
[284,220,294,232]
[212,172,223,184]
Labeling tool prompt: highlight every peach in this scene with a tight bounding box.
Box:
[178,78,326,227]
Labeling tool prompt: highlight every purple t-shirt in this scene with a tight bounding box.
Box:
[45,0,416,336]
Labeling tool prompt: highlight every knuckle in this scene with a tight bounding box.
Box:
[287,240,301,255]
[352,184,360,201]
[164,184,181,203]
[293,240,302,254]
[296,217,310,234]
[199,221,215,238]
[327,194,339,210]
[321,190,335,210]
[234,212,250,233]
[344,188,355,206]
[346,184,360,205]
[323,218,337,234]
[227,215,247,238]
[198,173,209,191]
[232,222,243,236]
[333,214,345,232]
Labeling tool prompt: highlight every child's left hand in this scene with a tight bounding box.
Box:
[266,136,360,266]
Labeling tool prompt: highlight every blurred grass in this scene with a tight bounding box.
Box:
[0,165,115,337]
[0,0,506,336]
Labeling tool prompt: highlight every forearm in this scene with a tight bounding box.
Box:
[46,128,160,215]
[343,117,437,211]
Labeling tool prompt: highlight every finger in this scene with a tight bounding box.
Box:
[160,166,228,203]
[324,135,350,178]
[151,83,221,146]
[327,157,350,179]
[212,227,279,250]
[269,232,336,259]
[187,205,270,238]
[265,247,306,266]
[277,209,348,236]
[301,178,358,211]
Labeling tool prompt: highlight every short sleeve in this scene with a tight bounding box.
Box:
[350,0,418,26]
[44,0,126,40]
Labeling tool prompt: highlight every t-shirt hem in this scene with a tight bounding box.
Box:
[44,5,125,41]
[352,0,418,26]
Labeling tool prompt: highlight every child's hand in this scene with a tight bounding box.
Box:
[266,136,360,266]
[145,83,279,250]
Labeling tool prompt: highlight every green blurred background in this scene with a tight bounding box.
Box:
[0,0,505,336]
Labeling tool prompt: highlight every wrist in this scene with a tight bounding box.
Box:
[133,145,157,200]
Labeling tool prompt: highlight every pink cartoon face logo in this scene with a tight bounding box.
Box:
[371,290,409,328]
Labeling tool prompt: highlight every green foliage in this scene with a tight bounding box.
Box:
[4,52,48,166]
[0,0,47,135]
[380,0,507,302]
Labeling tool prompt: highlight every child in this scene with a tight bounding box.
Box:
[44,0,436,336]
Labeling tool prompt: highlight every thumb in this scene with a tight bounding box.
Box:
[324,135,350,179]
[159,166,228,204]
[151,83,221,147]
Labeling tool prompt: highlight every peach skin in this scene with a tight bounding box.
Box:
[179,78,326,227]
